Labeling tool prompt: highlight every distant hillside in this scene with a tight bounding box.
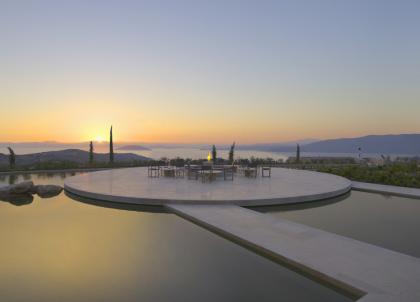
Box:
[117,145,151,151]
[238,134,420,154]
[300,134,420,154]
[0,149,150,167]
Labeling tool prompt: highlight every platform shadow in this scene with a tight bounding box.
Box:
[249,191,351,213]
[65,191,168,213]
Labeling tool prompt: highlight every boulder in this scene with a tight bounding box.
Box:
[34,185,63,198]
[0,181,34,195]
[0,193,33,206]
[30,185,38,195]
[0,181,62,200]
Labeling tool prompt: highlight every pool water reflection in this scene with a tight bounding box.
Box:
[255,190,420,258]
[0,173,350,302]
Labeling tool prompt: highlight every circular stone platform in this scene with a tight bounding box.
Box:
[64,167,351,206]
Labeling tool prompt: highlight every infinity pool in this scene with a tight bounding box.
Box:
[255,190,420,258]
[0,173,350,302]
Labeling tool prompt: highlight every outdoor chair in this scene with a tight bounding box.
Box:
[237,165,247,176]
[212,165,226,179]
[148,165,160,178]
[175,165,185,178]
[261,166,271,177]
[200,165,214,182]
[223,166,234,180]
[186,165,200,180]
[244,166,258,178]
[212,164,224,171]
[161,166,175,177]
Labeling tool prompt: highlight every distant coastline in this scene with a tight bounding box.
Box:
[117,145,151,151]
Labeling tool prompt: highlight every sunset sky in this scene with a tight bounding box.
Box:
[1,1,419,143]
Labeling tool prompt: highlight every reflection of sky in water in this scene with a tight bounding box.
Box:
[255,191,420,258]
[0,173,350,302]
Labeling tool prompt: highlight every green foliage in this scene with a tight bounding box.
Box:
[212,145,217,164]
[7,147,16,169]
[170,157,185,167]
[296,144,300,163]
[109,126,114,164]
[228,142,235,164]
[311,163,420,188]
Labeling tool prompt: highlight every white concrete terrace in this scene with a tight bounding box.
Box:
[64,167,351,206]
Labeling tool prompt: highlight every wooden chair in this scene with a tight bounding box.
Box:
[223,166,234,180]
[148,165,160,178]
[186,165,200,180]
[261,166,271,177]
[200,165,213,182]
[162,166,175,177]
[175,166,185,178]
[244,167,258,178]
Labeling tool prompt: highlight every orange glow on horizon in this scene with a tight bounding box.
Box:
[94,135,105,143]
[1,93,419,144]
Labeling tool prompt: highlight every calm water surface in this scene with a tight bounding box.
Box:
[0,173,350,302]
[255,191,420,258]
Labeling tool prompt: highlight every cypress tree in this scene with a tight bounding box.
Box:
[228,142,235,164]
[212,145,217,164]
[89,141,94,164]
[7,147,15,169]
[296,144,300,163]
[109,126,114,164]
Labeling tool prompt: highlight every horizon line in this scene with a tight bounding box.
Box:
[0,132,420,146]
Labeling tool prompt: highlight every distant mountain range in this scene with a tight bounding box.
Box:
[247,134,420,154]
[301,134,420,154]
[0,149,150,168]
